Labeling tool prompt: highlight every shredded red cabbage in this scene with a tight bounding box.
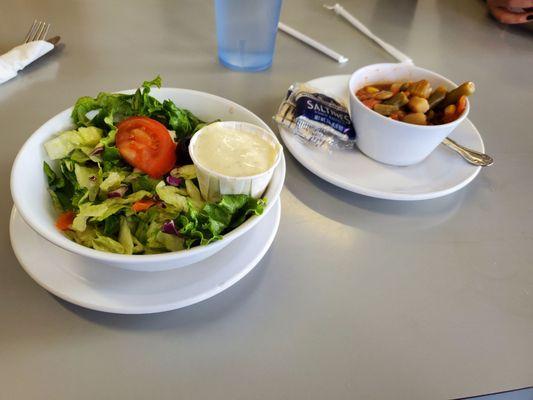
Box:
[161,220,180,236]
[165,175,183,187]
[107,185,128,198]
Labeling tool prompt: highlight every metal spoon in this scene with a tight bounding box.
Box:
[442,137,493,167]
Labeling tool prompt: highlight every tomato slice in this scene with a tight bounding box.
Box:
[116,116,176,178]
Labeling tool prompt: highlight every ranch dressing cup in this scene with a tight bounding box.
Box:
[189,121,282,202]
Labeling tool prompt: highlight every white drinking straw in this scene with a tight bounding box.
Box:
[324,3,413,64]
[278,22,349,64]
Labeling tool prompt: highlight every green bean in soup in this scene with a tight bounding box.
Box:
[355,80,475,126]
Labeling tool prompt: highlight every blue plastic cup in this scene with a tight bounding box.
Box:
[215,0,283,72]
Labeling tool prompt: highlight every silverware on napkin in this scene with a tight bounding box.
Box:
[0,20,61,85]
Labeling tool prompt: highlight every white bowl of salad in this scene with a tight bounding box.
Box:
[10,77,285,271]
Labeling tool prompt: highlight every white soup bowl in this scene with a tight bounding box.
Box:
[348,63,469,166]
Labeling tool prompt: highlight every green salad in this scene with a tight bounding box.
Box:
[43,77,265,254]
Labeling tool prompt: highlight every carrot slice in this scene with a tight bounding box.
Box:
[55,211,75,231]
[442,114,457,124]
[132,198,156,212]
[456,95,467,115]
[362,98,381,109]
[356,89,372,101]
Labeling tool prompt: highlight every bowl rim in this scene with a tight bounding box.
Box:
[10,87,285,264]
[348,62,470,130]
[189,120,283,181]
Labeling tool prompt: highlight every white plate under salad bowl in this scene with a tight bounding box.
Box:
[10,88,285,271]
[9,200,281,314]
[278,75,484,201]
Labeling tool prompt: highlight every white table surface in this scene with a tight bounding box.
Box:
[1,0,532,398]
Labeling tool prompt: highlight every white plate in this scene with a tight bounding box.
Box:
[279,75,484,201]
[9,200,281,314]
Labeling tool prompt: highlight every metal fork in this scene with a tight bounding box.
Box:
[24,20,50,43]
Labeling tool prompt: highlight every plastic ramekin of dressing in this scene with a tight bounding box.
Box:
[189,121,282,202]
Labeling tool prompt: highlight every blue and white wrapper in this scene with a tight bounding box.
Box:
[274,83,356,150]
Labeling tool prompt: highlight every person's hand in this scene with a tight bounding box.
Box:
[487,0,533,24]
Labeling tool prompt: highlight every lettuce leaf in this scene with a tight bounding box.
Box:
[71,190,152,231]
[44,162,65,211]
[72,201,125,232]
[65,226,125,254]
[118,216,134,255]
[71,96,99,127]
[103,214,120,236]
[100,145,128,173]
[65,225,99,248]
[70,76,204,140]
[72,93,133,129]
[44,127,102,160]
[69,149,91,163]
[155,181,188,210]
[100,171,126,192]
[143,217,184,253]
[226,196,266,228]
[171,164,197,180]
[130,202,182,246]
[130,174,160,193]
[66,217,145,255]
[43,160,87,211]
[74,164,101,202]
[161,99,204,138]
[185,179,204,210]
[174,195,265,248]
[154,231,184,252]
[92,234,125,254]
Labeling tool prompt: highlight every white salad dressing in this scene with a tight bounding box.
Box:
[193,124,278,177]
